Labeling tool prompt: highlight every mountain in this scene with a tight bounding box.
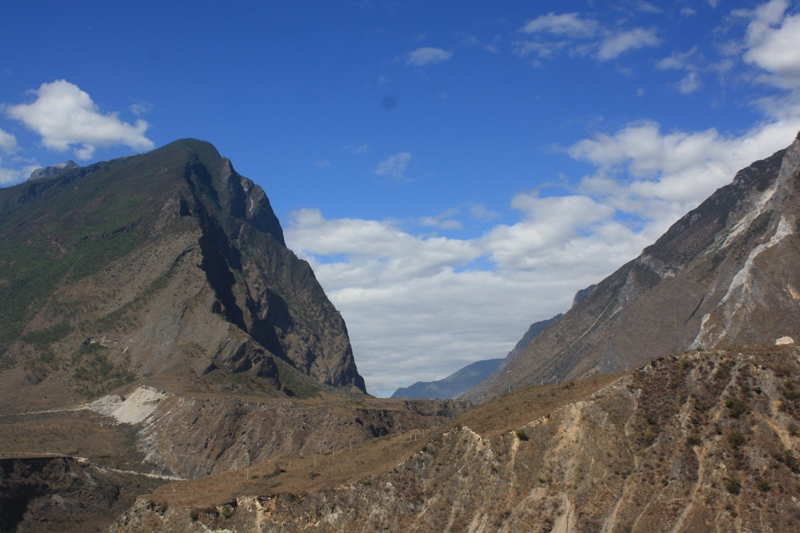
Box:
[109,345,800,532]
[391,309,570,399]
[466,132,800,401]
[390,358,503,399]
[0,139,366,412]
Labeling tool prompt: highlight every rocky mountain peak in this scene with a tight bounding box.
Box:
[0,139,366,412]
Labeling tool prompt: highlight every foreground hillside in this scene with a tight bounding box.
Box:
[468,132,800,401]
[108,344,800,532]
[0,139,365,414]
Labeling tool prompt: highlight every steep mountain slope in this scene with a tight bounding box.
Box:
[110,345,800,532]
[469,132,800,400]
[391,359,503,399]
[0,139,365,412]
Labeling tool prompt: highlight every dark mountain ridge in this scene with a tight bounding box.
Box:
[0,139,365,412]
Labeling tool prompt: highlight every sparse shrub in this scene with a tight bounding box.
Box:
[221,506,233,519]
[741,384,751,394]
[680,359,689,371]
[643,430,656,447]
[686,435,701,447]
[515,429,529,441]
[728,432,745,449]
[453,422,462,431]
[789,422,798,437]
[156,502,167,515]
[785,381,799,401]
[725,398,746,419]
[756,478,771,492]
[725,477,741,495]
[189,509,199,521]
[785,450,799,473]
[661,478,668,486]
[645,414,658,426]
[753,386,762,394]
[679,394,687,405]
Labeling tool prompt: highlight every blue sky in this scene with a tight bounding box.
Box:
[2,1,800,396]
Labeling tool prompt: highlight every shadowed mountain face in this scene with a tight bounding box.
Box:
[0,139,365,411]
[467,132,800,401]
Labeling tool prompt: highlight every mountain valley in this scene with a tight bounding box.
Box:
[2,135,800,532]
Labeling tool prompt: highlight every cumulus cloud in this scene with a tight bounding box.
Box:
[0,128,17,154]
[286,116,800,395]
[374,152,411,181]
[516,12,660,63]
[5,80,154,160]
[742,0,800,88]
[406,47,453,66]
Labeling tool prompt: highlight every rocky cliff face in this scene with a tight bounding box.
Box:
[469,132,800,400]
[109,345,800,532]
[0,139,365,412]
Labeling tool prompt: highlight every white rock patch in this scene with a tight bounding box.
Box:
[88,386,170,424]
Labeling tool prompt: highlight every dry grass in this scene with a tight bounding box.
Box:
[0,409,142,470]
[149,372,624,508]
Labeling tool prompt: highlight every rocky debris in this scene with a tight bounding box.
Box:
[88,386,170,424]
[110,345,800,532]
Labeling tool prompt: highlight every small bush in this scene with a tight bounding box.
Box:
[756,478,771,492]
[515,429,529,441]
[686,435,701,447]
[728,432,745,449]
[189,509,199,521]
[725,477,741,495]
[643,430,656,447]
[221,506,233,519]
[725,399,746,419]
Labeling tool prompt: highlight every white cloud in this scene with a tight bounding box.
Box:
[374,152,411,181]
[344,144,370,154]
[406,47,453,66]
[597,27,661,61]
[516,13,660,63]
[0,166,20,185]
[286,116,800,395]
[5,80,154,160]
[419,207,462,230]
[129,101,153,116]
[0,127,17,154]
[521,12,599,38]
[657,48,698,71]
[461,35,500,54]
[470,203,500,221]
[677,72,701,94]
[742,0,800,88]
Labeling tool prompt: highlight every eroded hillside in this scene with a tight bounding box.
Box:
[112,345,800,532]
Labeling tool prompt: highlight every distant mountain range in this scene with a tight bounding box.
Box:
[0,139,366,413]
[391,358,503,399]
[466,131,800,401]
